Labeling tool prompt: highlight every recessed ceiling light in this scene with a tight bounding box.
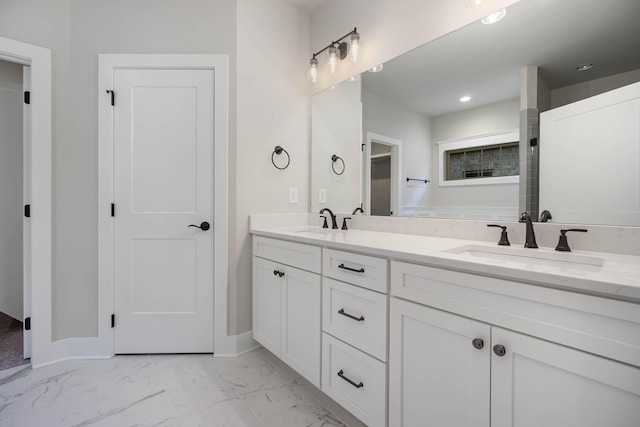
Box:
[576,63,594,71]
[460,95,472,102]
[369,64,384,73]
[347,74,361,82]
[481,8,507,24]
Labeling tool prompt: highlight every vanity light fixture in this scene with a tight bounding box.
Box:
[576,63,594,71]
[369,64,384,73]
[481,8,507,24]
[460,95,472,102]
[309,27,360,82]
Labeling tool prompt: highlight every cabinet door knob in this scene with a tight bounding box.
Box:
[272,270,284,277]
[493,344,506,357]
[472,338,484,350]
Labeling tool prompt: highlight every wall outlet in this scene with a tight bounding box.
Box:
[318,188,327,204]
[289,187,298,204]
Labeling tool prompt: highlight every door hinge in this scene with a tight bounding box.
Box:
[24,91,31,104]
[24,204,31,218]
[25,317,31,330]
[111,314,115,328]
[106,90,115,106]
[361,143,365,152]
[111,203,115,217]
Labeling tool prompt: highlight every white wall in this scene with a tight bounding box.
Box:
[0,0,237,339]
[310,0,520,92]
[0,59,23,321]
[362,89,431,215]
[430,98,520,213]
[551,69,640,109]
[235,0,310,333]
[311,82,362,214]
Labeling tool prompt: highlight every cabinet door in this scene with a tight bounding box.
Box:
[491,327,640,427]
[252,257,282,357]
[282,266,321,387]
[389,298,491,427]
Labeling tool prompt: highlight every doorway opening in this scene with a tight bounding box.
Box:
[0,58,29,370]
[364,132,402,216]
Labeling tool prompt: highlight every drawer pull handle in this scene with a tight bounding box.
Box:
[273,270,285,277]
[337,370,363,389]
[338,308,364,322]
[338,263,365,273]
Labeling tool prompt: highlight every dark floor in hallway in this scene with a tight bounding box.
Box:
[0,311,29,371]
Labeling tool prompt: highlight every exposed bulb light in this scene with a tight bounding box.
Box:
[328,45,339,73]
[481,8,507,24]
[309,57,318,83]
[308,28,360,83]
[576,63,594,71]
[350,31,360,63]
[369,64,384,73]
[460,95,472,102]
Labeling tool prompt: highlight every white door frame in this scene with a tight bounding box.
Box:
[98,54,231,356]
[364,132,402,216]
[0,36,52,367]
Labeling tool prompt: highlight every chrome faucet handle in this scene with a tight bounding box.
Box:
[487,224,510,246]
[555,228,588,252]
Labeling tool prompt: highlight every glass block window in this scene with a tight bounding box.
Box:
[445,142,519,181]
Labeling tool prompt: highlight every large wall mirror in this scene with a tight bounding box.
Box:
[310,0,640,226]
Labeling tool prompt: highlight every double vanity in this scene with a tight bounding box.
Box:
[250,215,640,427]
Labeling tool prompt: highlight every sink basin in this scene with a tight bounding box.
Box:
[445,244,604,273]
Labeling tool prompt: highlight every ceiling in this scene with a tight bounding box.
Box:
[361,0,640,117]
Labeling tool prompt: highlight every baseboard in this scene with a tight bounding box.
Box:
[32,331,258,368]
[235,330,260,356]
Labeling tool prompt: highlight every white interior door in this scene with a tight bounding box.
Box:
[114,68,214,354]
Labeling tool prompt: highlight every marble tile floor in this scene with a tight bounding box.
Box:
[0,348,366,427]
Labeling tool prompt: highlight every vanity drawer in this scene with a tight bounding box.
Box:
[391,260,640,367]
[322,333,386,427]
[253,236,321,273]
[323,249,387,293]
[323,277,387,361]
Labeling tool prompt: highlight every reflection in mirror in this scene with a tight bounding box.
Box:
[310,80,361,214]
[310,0,640,225]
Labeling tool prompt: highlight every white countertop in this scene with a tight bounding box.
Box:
[250,225,640,303]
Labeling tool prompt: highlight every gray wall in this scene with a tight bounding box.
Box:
[0,59,23,321]
[431,98,520,211]
[551,69,640,108]
[0,0,237,339]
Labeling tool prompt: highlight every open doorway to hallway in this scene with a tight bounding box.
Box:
[0,58,29,371]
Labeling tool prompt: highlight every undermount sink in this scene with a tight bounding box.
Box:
[445,244,605,273]
[291,227,336,237]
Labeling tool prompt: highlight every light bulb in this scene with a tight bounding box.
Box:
[309,57,318,83]
[350,32,360,63]
[481,8,506,24]
[328,45,339,73]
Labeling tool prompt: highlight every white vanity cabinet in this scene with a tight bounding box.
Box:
[389,261,640,427]
[252,236,322,387]
[321,249,388,427]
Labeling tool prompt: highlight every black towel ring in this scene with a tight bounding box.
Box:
[272,146,290,170]
[331,154,345,175]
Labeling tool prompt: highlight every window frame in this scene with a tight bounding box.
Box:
[437,129,520,187]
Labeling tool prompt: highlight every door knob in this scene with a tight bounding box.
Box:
[188,221,210,231]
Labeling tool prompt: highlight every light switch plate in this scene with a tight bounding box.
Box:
[319,188,327,204]
[289,187,298,204]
